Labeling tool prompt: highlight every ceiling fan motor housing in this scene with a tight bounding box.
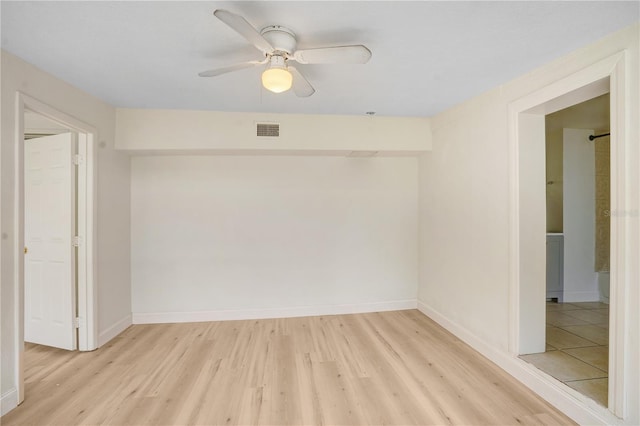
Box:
[260,25,297,54]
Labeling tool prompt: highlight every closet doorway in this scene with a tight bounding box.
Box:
[14,94,98,405]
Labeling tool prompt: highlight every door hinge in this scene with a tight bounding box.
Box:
[75,317,86,329]
[73,154,83,166]
[73,236,82,247]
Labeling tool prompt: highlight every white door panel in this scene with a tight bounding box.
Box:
[24,132,77,350]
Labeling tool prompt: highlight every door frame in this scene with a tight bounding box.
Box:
[508,50,629,419]
[14,93,98,404]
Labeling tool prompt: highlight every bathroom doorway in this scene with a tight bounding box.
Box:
[509,51,631,420]
[521,94,611,406]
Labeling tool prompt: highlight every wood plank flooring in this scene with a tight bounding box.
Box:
[2,310,574,425]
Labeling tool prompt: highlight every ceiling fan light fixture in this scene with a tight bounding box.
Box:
[262,55,292,93]
[200,10,372,97]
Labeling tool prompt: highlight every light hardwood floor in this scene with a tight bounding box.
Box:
[2,310,574,425]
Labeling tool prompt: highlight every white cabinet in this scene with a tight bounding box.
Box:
[546,234,564,301]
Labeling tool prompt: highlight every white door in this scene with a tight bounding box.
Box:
[24,132,77,350]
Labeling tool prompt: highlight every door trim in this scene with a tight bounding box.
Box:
[14,93,98,404]
[508,50,629,418]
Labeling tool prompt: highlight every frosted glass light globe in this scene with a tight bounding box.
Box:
[262,67,293,93]
[262,55,293,93]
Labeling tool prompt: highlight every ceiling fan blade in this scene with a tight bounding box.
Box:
[293,45,372,64]
[289,67,315,97]
[198,60,264,77]
[213,9,274,54]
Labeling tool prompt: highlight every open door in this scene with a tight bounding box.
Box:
[24,132,77,350]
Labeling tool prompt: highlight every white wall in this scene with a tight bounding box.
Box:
[131,155,418,322]
[545,126,565,233]
[563,128,598,302]
[545,93,610,233]
[418,24,638,424]
[0,50,131,412]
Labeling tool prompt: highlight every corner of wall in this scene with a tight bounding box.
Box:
[98,314,132,347]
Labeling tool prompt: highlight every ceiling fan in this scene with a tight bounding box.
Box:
[199,10,372,97]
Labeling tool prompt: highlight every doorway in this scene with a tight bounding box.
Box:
[520,94,611,406]
[508,51,630,419]
[14,93,98,405]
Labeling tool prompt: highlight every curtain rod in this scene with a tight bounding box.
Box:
[589,132,610,141]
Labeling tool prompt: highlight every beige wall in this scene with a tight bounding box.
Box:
[418,24,638,424]
[0,50,131,404]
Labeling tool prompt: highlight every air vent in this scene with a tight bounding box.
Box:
[256,123,280,137]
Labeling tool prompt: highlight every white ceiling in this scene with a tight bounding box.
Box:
[1,1,638,117]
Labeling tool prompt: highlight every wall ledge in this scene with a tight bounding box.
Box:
[115,108,432,154]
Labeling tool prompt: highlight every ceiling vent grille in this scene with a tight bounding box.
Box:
[256,123,280,137]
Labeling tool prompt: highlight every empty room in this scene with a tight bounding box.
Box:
[1,1,638,425]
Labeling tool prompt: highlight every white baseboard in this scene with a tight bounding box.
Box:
[563,291,601,303]
[416,300,623,426]
[98,314,132,347]
[133,299,417,324]
[1,388,18,416]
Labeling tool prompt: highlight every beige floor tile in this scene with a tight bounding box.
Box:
[546,326,599,349]
[546,343,557,351]
[546,303,583,312]
[563,346,609,372]
[560,325,609,345]
[565,378,608,407]
[546,311,590,327]
[521,351,607,381]
[569,302,609,309]
[564,309,609,325]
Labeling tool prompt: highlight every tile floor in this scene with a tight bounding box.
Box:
[521,301,609,406]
